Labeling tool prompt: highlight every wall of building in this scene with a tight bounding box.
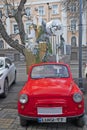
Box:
[0,0,87,51]
[0,49,25,62]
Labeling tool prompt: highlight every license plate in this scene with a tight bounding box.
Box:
[37,107,62,115]
[38,117,66,123]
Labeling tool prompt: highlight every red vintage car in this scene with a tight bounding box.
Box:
[18,62,85,127]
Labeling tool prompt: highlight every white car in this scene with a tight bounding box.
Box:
[84,63,87,78]
[0,57,16,98]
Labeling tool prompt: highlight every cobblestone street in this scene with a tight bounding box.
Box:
[0,108,87,130]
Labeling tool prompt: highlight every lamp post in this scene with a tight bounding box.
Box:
[78,0,84,91]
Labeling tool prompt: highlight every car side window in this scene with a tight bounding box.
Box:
[58,66,69,77]
[5,58,12,67]
[0,60,4,68]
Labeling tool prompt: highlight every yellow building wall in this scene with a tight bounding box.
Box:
[0,0,85,47]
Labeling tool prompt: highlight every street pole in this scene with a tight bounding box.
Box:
[78,0,84,91]
[47,3,51,22]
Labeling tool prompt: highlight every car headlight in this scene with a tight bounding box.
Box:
[19,94,28,104]
[0,73,3,77]
[73,93,83,103]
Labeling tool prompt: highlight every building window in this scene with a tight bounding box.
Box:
[38,6,45,16]
[25,7,31,16]
[0,10,2,19]
[52,5,58,14]
[25,22,32,35]
[13,24,19,34]
[70,19,76,31]
[71,36,77,47]
[70,3,77,12]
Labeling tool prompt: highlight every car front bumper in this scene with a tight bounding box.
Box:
[19,113,85,122]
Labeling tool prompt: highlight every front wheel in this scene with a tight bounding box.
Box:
[86,73,87,78]
[75,116,85,127]
[20,117,28,127]
[2,79,8,98]
[13,72,16,84]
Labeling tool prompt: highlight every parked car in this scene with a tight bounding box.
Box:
[84,63,87,78]
[0,57,16,98]
[18,62,85,127]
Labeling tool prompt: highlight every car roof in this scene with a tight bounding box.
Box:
[29,62,70,71]
[31,62,69,67]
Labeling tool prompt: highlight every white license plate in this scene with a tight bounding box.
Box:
[37,107,62,115]
[38,117,66,123]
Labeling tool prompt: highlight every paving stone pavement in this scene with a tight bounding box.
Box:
[0,108,87,130]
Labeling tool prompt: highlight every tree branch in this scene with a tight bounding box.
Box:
[0,19,25,55]
[18,0,27,11]
[14,0,27,45]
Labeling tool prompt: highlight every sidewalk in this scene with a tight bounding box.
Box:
[0,109,87,130]
[0,107,87,130]
[0,109,18,130]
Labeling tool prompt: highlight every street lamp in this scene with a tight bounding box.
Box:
[78,0,84,91]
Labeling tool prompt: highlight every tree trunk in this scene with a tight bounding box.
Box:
[23,42,47,74]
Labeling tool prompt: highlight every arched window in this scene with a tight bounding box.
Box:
[0,40,4,48]
[71,36,77,47]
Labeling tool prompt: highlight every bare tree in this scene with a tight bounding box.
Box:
[0,0,48,72]
[0,0,27,55]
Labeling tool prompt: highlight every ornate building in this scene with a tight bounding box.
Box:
[0,0,87,52]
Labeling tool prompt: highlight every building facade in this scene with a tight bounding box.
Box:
[0,0,87,51]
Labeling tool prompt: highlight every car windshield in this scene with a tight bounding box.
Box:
[0,59,4,68]
[31,64,69,79]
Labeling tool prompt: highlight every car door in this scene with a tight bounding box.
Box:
[5,58,14,85]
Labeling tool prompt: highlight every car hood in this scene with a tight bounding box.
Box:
[0,67,7,74]
[25,78,74,96]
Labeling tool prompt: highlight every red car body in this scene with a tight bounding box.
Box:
[18,62,85,127]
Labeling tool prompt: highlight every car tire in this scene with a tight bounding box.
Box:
[86,74,87,78]
[75,116,85,127]
[20,117,28,127]
[2,79,8,98]
[13,72,16,84]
